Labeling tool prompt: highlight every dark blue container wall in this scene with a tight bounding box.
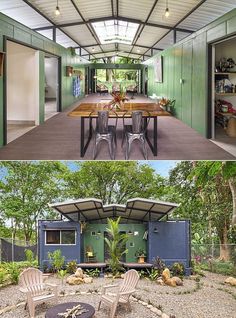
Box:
[38,220,81,269]
[148,220,191,274]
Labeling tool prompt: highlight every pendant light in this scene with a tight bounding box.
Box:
[165,0,170,18]
[55,0,60,16]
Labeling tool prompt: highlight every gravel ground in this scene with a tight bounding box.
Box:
[0,271,235,318]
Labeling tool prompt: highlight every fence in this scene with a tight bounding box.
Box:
[191,244,236,262]
[0,238,37,263]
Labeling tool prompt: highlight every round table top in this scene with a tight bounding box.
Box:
[45,302,95,318]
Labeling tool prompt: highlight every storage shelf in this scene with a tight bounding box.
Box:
[215,93,236,96]
[215,72,236,75]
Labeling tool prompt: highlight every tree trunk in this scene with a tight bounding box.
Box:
[228,178,236,226]
[219,223,230,261]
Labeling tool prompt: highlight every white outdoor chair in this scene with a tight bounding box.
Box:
[19,267,58,318]
[98,269,139,318]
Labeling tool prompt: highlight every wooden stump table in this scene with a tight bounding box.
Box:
[45,302,95,318]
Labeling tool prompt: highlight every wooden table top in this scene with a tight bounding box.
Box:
[68,102,171,117]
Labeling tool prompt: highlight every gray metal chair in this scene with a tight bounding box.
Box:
[122,110,151,160]
[90,109,118,160]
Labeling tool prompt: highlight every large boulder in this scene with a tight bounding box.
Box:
[225,277,236,286]
[66,276,84,285]
[162,268,171,282]
[165,278,177,287]
[75,268,84,279]
[172,276,183,286]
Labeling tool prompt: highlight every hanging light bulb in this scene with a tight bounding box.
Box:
[55,0,60,16]
[165,0,170,17]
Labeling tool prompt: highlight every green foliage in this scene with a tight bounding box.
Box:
[201,260,235,276]
[66,260,77,274]
[152,256,166,275]
[84,268,100,277]
[64,161,165,205]
[0,161,67,243]
[105,217,128,275]
[146,268,159,281]
[24,249,35,264]
[135,248,146,257]
[7,263,20,284]
[170,262,185,277]
[48,250,65,273]
[0,268,7,285]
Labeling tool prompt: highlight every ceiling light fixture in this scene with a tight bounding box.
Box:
[165,0,170,18]
[92,47,95,51]
[55,0,60,16]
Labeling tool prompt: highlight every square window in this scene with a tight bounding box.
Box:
[46,230,60,244]
[91,231,96,236]
[61,230,75,244]
[130,242,134,247]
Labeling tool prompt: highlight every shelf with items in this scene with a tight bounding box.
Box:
[215,72,236,75]
[216,93,236,96]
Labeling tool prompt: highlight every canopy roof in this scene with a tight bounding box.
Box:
[49,198,179,223]
[0,0,235,61]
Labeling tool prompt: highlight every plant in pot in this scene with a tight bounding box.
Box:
[135,248,146,264]
[159,98,175,113]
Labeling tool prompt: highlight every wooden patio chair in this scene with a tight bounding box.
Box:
[19,267,58,318]
[98,269,139,318]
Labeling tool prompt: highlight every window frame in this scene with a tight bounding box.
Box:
[45,229,77,246]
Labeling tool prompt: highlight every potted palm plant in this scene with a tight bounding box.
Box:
[135,248,146,264]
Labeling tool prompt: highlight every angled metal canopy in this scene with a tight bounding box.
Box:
[49,198,179,224]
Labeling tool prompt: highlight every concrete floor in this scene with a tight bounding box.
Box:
[211,126,236,157]
[0,94,235,160]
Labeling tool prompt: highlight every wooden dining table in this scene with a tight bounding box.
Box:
[68,102,171,157]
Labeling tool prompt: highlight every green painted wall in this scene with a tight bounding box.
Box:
[147,8,236,137]
[0,12,86,146]
[83,223,147,263]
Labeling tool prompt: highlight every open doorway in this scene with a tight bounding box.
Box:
[44,56,59,120]
[210,36,236,157]
[6,41,39,143]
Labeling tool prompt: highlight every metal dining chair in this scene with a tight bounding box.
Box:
[90,109,118,160]
[122,110,151,160]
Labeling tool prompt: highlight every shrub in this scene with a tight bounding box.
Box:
[25,249,35,264]
[48,250,65,273]
[146,268,159,281]
[153,256,166,275]
[170,262,185,277]
[84,268,100,277]
[66,260,77,274]
[7,263,20,284]
[0,269,7,285]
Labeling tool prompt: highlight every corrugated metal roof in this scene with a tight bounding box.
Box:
[0,0,235,60]
[49,198,179,223]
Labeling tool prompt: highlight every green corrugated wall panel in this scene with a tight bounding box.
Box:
[14,27,31,44]
[207,23,226,42]
[38,51,45,124]
[192,32,207,136]
[84,224,147,263]
[173,44,182,120]
[227,15,236,35]
[181,40,193,127]
[168,48,175,100]
[0,21,14,37]
[32,35,44,50]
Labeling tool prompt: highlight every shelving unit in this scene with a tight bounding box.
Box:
[216,93,236,96]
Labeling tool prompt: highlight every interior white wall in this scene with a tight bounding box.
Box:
[7,41,39,123]
[45,57,58,99]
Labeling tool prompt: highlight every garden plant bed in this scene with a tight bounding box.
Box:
[0,271,235,318]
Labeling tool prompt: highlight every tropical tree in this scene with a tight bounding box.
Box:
[64,161,165,204]
[0,161,67,243]
[105,217,128,275]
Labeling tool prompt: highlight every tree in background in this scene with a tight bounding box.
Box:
[0,161,67,243]
[64,161,165,204]
[169,161,236,260]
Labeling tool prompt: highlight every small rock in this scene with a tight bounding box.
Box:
[75,268,84,278]
[84,277,93,284]
[162,314,169,318]
[225,277,236,286]
[172,276,183,286]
